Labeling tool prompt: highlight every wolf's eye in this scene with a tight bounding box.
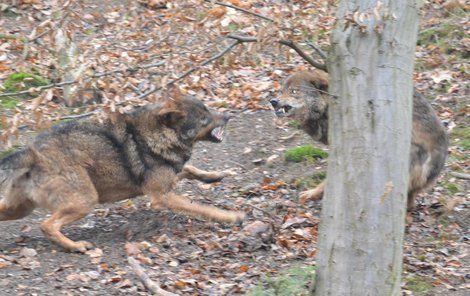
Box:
[291,89,297,95]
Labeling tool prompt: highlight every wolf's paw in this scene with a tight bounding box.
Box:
[69,241,94,253]
[222,169,237,177]
[232,211,246,226]
[299,188,323,204]
[201,169,237,183]
[405,213,413,226]
[150,200,161,210]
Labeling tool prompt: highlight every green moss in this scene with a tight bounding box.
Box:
[3,72,50,92]
[285,145,328,163]
[451,126,470,151]
[445,183,460,195]
[0,145,21,159]
[459,139,470,150]
[297,171,327,191]
[0,97,20,109]
[248,265,315,296]
[417,23,465,57]
[227,23,238,32]
[288,120,301,128]
[1,72,50,104]
[404,276,433,293]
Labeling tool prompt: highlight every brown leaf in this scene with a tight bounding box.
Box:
[207,7,227,19]
[174,280,187,289]
[125,242,141,256]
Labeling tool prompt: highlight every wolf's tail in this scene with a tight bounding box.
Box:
[0,148,35,194]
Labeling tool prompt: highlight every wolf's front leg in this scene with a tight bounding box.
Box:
[177,165,234,183]
[151,191,245,224]
[299,180,325,204]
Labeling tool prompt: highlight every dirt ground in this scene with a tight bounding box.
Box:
[0,110,468,295]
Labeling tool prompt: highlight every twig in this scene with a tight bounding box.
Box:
[0,61,166,98]
[226,34,257,43]
[0,34,27,41]
[127,257,177,296]
[279,40,327,71]
[245,203,276,220]
[204,0,274,22]
[226,159,248,171]
[0,80,77,98]
[450,172,470,180]
[306,41,327,60]
[136,40,241,99]
[228,34,327,71]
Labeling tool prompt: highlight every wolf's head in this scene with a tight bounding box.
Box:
[155,95,230,143]
[270,71,329,123]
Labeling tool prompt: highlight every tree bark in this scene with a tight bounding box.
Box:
[314,1,422,295]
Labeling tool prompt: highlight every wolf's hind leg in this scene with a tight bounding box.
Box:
[40,202,95,253]
[299,180,325,203]
[152,192,245,224]
[38,171,98,252]
[0,201,34,221]
[178,165,233,183]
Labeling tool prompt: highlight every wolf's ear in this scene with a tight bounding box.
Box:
[310,72,329,92]
[157,108,186,126]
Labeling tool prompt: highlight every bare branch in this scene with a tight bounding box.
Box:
[228,34,327,71]
[0,61,166,98]
[204,0,274,22]
[127,257,177,296]
[136,40,241,99]
[279,40,327,71]
[306,41,327,60]
[450,171,470,180]
[226,34,257,43]
[0,80,77,98]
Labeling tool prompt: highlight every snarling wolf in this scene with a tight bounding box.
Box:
[270,71,448,212]
[0,96,244,252]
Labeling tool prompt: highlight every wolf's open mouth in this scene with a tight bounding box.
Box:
[275,104,293,117]
[210,126,225,142]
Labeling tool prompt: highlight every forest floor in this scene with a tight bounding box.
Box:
[0,0,469,295]
[0,110,468,295]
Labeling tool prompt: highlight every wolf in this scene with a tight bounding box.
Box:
[270,71,448,212]
[0,95,244,252]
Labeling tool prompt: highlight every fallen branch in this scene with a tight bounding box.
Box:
[0,34,27,41]
[0,80,77,98]
[228,34,327,71]
[0,61,166,98]
[204,0,274,22]
[127,257,177,296]
[450,171,470,180]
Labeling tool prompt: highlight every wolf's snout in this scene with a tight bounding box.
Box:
[270,98,279,108]
[222,113,231,123]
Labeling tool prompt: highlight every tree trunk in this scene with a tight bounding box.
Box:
[314,1,422,295]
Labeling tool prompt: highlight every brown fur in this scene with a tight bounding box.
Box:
[0,96,244,252]
[271,71,449,211]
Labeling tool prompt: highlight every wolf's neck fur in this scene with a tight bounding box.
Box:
[302,106,329,145]
[123,120,192,175]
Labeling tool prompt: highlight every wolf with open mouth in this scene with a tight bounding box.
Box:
[0,95,244,252]
[270,71,448,215]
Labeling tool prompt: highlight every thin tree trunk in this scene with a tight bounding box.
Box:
[314,0,422,295]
